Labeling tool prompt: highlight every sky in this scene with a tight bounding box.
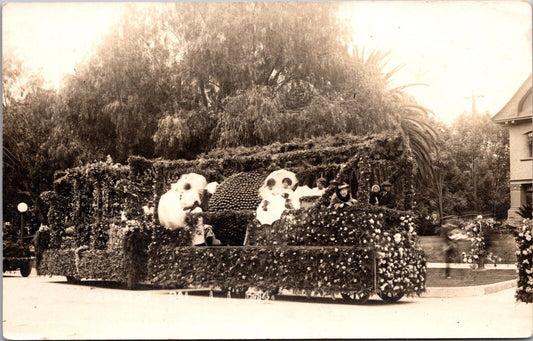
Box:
[2,1,532,124]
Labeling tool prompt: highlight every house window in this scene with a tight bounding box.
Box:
[525,184,532,206]
[526,131,532,157]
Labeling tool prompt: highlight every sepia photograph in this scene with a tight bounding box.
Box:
[2,1,532,339]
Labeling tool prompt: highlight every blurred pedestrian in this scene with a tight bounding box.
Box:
[440,222,458,279]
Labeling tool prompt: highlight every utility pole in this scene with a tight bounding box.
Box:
[464,90,484,212]
[465,89,484,118]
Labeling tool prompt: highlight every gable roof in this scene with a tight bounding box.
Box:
[492,74,532,124]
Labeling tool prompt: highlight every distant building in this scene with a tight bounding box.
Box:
[492,74,532,224]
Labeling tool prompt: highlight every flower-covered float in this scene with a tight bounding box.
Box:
[36,133,426,303]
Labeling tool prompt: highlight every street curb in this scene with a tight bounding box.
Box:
[422,279,517,298]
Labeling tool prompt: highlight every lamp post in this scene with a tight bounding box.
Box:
[17,202,28,246]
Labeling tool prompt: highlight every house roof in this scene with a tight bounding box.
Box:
[492,74,532,124]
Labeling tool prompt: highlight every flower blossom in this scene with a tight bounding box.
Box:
[394,233,402,243]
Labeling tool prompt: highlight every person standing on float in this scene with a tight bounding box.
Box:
[379,181,393,207]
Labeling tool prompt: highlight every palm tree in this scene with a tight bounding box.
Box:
[351,48,440,180]
[517,203,533,219]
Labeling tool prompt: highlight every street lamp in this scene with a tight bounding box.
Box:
[17,202,28,246]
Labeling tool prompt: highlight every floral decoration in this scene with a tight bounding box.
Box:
[461,217,497,268]
[36,132,424,298]
[515,219,533,303]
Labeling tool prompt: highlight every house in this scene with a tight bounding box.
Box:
[492,74,532,224]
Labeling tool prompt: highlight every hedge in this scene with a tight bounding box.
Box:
[515,219,533,303]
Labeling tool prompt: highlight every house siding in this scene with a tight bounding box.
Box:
[509,120,532,181]
[492,75,532,225]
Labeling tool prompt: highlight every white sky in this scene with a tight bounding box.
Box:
[2,1,532,124]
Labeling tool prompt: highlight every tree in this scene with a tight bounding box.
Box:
[2,56,85,226]
[448,112,510,216]
[46,3,441,179]
[61,4,185,162]
[62,3,429,160]
[414,111,510,226]
[164,2,353,108]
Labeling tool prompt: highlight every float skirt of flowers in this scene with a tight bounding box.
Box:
[146,245,426,299]
[148,245,374,296]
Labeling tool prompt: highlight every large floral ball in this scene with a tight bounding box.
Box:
[209,172,266,211]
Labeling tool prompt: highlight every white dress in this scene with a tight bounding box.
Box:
[192,224,205,245]
[255,194,286,225]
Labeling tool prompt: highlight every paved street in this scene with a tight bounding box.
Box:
[2,271,532,340]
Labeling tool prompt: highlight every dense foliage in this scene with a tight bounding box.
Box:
[247,204,415,246]
[56,2,410,162]
[38,133,409,246]
[414,112,510,224]
[2,57,88,228]
[3,3,445,229]
[518,204,533,219]
[39,160,129,249]
[148,246,374,295]
[515,219,533,303]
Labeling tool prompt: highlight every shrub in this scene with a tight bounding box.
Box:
[515,219,533,303]
[414,214,438,236]
[460,217,493,267]
[517,204,532,220]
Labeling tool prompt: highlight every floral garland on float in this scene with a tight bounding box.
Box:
[244,204,426,299]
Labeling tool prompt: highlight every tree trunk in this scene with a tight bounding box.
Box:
[437,175,444,226]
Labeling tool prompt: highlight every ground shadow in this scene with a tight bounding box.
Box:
[48,279,163,291]
[43,278,414,306]
[184,290,414,306]
[2,274,21,278]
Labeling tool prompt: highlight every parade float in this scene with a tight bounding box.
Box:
[36,133,426,303]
